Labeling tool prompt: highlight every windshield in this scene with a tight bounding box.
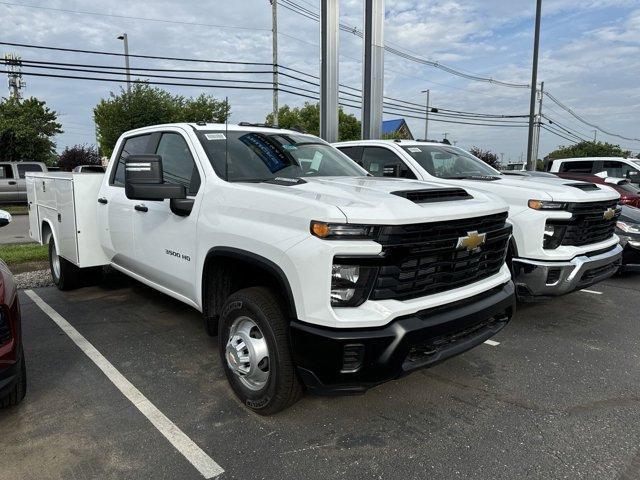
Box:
[197,131,366,182]
[401,145,500,179]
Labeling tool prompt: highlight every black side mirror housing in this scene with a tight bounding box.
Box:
[124,155,186,201]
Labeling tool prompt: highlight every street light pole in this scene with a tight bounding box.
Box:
[526,0,542,171]
[421,89,430,140]
[117,33,131,93]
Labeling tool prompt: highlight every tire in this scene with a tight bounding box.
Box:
[49,236,79,291]
[218,287,302,415]
[0,349,26,408]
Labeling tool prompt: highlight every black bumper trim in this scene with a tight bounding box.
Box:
[290,281,515,395]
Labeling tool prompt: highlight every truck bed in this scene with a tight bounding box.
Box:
[26,172,110,268]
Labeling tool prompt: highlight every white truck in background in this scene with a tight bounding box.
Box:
[334,140,623,300]
[27,123,517,414]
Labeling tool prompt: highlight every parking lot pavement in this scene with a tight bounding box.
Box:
[0,214,31,244]
[2,273,640,480]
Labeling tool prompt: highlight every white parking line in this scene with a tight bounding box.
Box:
[484,339,500,346]
[24,290,224,479]
[580,289,603,295]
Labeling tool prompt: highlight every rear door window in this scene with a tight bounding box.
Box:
[111,134,153,186]
[559,161,594,173]
[16,164,43,178]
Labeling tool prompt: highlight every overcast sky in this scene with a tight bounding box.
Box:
[1,0,639,162]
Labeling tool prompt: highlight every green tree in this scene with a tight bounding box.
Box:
[58,144,101,171]
[0,96,62,164]
[93,84,230,157]
[469,146,501,169]
[545,140,630,161]
[266,103,361,141]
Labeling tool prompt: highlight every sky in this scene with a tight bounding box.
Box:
[1,0,639,163]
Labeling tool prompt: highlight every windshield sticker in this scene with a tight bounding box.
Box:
[370,163,380,172]
[205,133,226,140]
[283,144,298,151]
[408,147,421,153]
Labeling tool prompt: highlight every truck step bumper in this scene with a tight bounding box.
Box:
[512,244,622,299]
[290,282,515,395]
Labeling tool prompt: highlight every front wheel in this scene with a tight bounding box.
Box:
[218,287,302,415]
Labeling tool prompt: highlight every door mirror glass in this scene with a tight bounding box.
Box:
[124,155,186,201]
[0,210,12,228]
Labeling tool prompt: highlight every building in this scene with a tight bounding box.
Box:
[381,118,414,140]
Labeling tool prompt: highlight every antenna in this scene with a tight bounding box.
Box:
[224,96,229,181]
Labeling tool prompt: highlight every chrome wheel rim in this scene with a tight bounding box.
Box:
[225,316,270,391]
[51,242,61,280]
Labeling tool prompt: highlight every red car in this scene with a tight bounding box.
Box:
[554,172,640,207]
[0,210,26,408]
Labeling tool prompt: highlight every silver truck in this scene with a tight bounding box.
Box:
[0,162,48,203]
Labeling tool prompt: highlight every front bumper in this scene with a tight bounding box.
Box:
[290,281,515,395]
[512,244,622,298]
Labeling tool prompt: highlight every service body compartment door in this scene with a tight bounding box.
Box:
[54,178,79,264]
[25,176,40,242]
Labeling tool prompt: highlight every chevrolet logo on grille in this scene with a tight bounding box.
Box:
[456,230,487,251]
[603,208,616,221]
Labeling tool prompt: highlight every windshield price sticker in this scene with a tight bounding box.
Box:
[408,147,422,153]
[205,133,226,140]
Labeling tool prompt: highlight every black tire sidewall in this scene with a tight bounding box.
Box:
[219,295,282,412]
[48,237,61,286]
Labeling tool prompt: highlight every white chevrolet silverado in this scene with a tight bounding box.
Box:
[27,123,516,414]
[334,140,622,300]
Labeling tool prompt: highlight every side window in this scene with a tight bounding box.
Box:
[0,165,14,179]
[156,133,201,196]
[559,161,593,173]
[17,164,43,178]
[337,146,362,163]
[361,147,416,179]
[112,134,153,186]
[602,161,633,178]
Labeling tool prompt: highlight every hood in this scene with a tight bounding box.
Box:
[245,176,508,224]
[449,175,620,204]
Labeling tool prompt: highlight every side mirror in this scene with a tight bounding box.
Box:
[124,155,186,201]
[383,164,399,177]
[0,210,12,228]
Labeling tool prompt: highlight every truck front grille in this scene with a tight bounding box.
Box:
[561,200,619,247]
[370,213,511,301]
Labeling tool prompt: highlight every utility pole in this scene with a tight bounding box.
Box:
[271,0,279,126]
[532,81,544,167]
[4,54,25,100]
[117,33,131,93]
[526,0,542,171]
[593,130,597,142]
[421,89,430,140]
[319,0,339,142]
[362,0,384,140]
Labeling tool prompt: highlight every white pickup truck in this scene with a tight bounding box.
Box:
[27,123,516,414]
[334,140,622,300]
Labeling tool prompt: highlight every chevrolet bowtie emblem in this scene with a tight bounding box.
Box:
[456,230,487,251]
[603,208,616,221]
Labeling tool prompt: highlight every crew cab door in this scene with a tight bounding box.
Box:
[97,133,154,269]
[131,130,202,300]
[0,164,18,202]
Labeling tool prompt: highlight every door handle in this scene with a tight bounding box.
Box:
[97,197,108,204]
[134,204,148,212]
[8,181,16,185]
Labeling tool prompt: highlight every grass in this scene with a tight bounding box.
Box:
[0,242,48,266]
[1,204,28,215]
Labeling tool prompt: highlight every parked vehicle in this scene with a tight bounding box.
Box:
[334,140,622,300]
[0,162,48,204]
[0,210,27,408]
[27,123,516,414]
[553,172,640,207]
[548,157,640,187]
[615,205,640,272]
[72,165,106,173]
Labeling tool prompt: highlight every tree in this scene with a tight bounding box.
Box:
[93,84,230,157]
[58,144,101,171]
[0,96,62,164]
[545,140,630,161]
[469,146,501,169]
[265,103,361,141]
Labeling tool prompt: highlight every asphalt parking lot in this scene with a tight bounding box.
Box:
[1,272,639,480]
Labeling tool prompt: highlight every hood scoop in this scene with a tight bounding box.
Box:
[392,187,473,204]
[566,182,601,192]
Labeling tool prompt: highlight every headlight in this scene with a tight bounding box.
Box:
[330,263,377,307]
[528,200,566,210]
[543,222,566,249]
[617,221,640,234]
[311,221,378,239]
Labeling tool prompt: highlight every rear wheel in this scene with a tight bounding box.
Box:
[0,350,26,408]
[49,236,80,290]
[218,287,302,415]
